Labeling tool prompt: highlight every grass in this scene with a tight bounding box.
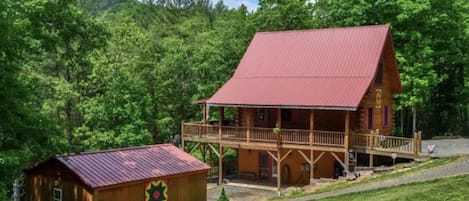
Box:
[314,174,469,201]
[271,156,466,200]
[314,156,462,193]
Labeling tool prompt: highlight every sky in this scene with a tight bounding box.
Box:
[211,0,259,11]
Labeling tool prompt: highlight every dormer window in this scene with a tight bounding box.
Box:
[375,62,383,84]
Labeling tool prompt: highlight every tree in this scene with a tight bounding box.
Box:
[251,0,315,31]
[74,13,152,150]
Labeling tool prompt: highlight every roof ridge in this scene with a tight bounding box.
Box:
[233,76,371,79]
[255,24,389,35]
[59,144,172,158]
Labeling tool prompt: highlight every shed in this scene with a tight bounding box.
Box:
[25,144,210,201]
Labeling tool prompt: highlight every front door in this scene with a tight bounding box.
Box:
[258,152,271,179]
[259,151,278,180]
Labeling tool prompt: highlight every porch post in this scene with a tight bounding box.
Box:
[276,108,282,194]
[310,149,314,184]
[218,145,224,185]
[181,121,185,150]
[218,107,224,141]
[344,111,350,175]
[309,109,315,184]
[246,108,251,143]
[202,103,207,124]
[369,130,374,167]
[276,108,282,128]
[209,145,213,181]
[277,150,281,194]
[309,109,314,146]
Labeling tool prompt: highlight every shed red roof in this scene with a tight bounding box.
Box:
[207,25,400,110]
[28,144,210,188]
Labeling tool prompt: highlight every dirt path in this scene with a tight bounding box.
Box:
[289,158,469,201]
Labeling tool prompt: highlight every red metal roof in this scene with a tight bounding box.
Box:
[49,144,209,188]
[207,25,398,110]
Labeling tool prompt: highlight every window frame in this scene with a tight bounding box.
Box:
[367,107,373,130]
[383,105,390,127]
[53,187,62,201]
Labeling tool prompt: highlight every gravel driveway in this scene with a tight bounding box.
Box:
[421,138,469,157]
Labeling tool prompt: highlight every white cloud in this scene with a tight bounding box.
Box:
[211,0,259,12]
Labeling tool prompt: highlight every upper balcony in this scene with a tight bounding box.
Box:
[182,122,421,157]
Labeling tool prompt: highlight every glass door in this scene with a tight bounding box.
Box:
[258,152,271,179]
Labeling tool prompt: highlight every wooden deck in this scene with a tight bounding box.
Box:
[182,122,422,159]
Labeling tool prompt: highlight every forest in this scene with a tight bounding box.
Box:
[0,0,468,198]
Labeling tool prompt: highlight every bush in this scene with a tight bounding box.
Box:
[217,187,229,201]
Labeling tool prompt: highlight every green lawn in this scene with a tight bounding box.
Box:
[314,174,469,201]
[313,156,462,194]
[271,156,466,200]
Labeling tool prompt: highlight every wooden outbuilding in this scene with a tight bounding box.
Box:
[25,144,210,201]
[182,25,422,191]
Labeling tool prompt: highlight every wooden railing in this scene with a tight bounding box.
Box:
[349,131,420,155]
[282,128,310,145]
[314,130,345,146]
[182,123,219,138]
[182,123,421,156]
[183,123,344,147]
[250,127,276,143]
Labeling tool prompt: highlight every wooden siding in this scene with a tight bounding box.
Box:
[25,159,208,201]
[95,171,207,201]
[238,149,344,185]
[25,160,93,201]
[358,43,397,135]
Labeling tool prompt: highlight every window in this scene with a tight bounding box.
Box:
[383,106,389,127]
[367,107,373,130]
[375,62,383,84]
[53,188,62,201]
[272,159,278,178]
[281,109,292,122]
[257,109,265,120]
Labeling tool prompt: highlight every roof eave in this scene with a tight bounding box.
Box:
[206,103,357,111]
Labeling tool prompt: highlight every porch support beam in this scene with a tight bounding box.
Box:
[202,103,207,124]
[207,143,226,158]
[279,150,293,163]
[206,143,226,185]
[277,150,281,194]
[218,107,224,141]
[344,111,350,174]
[330,152,346,170]
[310,149,314,183]
[266,151,278,162]
[276,108,282,128]
[218,145,224,185]
[313,151,325,165]
[246,108,252,143]
[181,121,185,150]
[297,150,311,164]
[309,110,314,145]
[189,142,200,154]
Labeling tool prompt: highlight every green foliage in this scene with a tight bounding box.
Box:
[217,187,230,201]
[1,0,468,197]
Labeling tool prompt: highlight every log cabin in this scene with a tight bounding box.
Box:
[182,25,422,191]
[25,144,210,201]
